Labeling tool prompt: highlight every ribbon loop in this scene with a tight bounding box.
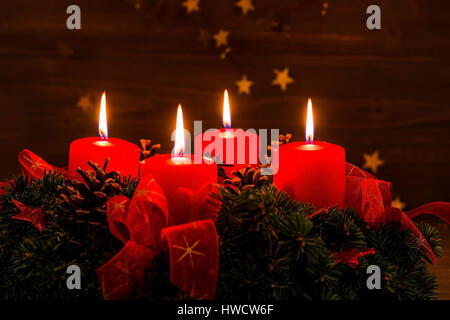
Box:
[171,183,221,224]
[161,219,219,300]
[101,174,220,300]
[107,195,131,244]
[96,241,157,300]
[345,162,445,264]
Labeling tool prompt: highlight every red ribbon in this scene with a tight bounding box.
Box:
[332,248,376,268]
[97,175,220,300]
[345,162,450,264]
[406,202,450,224]
[18,149,77,180]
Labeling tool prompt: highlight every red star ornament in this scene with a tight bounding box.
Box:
[11,199,46,232]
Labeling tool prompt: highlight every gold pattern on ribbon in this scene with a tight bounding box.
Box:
[23,155,43,171]
[173,236,205,268]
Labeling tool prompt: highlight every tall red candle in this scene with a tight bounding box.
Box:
[68,92,140,178]
[140,105,217,224]
[194,90,260,178]
[274,99,346,209]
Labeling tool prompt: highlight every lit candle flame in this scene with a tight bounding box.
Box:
[223,89,231,129]
[174,104,185,157]
[305,98,314,144]
[99,91,108,140]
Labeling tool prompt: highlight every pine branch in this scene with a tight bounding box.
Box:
[0,171,442,300]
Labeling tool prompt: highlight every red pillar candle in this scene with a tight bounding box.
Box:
[274,99,346,209]
[68,92,140,178]
[140,105,217,224]
[194,90,260,178]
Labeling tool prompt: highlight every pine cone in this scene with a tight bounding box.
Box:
[140,139,161,161]
[267,133,293,153]
[223,165,269,194]
[56,158,130,228]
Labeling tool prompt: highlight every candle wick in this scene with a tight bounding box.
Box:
[99,129,108,141]
[306,137,313,144]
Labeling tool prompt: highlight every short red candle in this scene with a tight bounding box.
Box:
[68,92,140,178]
[194,90,260,178]
[140,154,216,222]
[273,99,346,209]
[69,137,140,178]
[140,105,217,224]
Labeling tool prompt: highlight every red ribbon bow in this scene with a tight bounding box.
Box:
[345,162,450,264]
[17,149,221,299]
[97,175,220,300]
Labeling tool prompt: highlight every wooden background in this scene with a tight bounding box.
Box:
[0,0,449,298]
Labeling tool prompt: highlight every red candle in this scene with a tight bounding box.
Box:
[194,90,260,178]
[274,99,345,209]
[68,92,140,178]
[140,105,217,224]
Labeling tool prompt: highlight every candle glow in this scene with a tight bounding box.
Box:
[274,97,346,209]
[305,98,314,144]
[69,91,140,178]
[174,104,185,158]
[222,89,231,129]
[140,103,218,225]
[99,91,108,140]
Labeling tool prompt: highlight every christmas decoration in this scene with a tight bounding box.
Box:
[57,158,138,227]
[182,0,200,14]
[235,75,253,94]
[392,196,406,210]
[362,150,385,174]
[321,2,329,16]
[331,248,376,268]
[194,90,261,180]
[1,148,449,300]
[213,29,230,48]
[222,165,269,194]
[68,92,141,178]
[11,199,47,232]
[140,105,217,226]
[236,0,255,16]
[272,67,294,91]
[19,149,59,180]
[268,133,293,154]
[139,139,161,160]
[96,174,220,300]
[274,100,346,209]
[407,202,450,225]
[76,94,93,112]
[219,47,231,60]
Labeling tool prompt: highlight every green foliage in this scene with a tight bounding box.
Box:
[213,185,441,300]
[0,173,442,300]
[0,173,124,299]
